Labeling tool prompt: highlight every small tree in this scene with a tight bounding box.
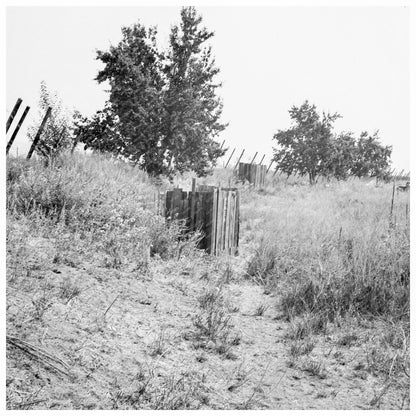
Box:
[272,101,340,184]
[28,81,73,157]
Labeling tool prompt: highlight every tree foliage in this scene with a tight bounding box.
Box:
[273,101,392,183]
[28,81,73,157]
[74,7,226,177]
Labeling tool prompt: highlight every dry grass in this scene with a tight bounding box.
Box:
[6,153,410,410]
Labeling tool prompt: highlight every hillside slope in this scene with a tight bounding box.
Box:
[6,154,410,410]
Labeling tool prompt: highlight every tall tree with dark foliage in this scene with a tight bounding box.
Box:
[74,7,226,177]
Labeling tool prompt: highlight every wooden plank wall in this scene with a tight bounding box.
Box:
[165,185,239,256]
[238,162,266,187]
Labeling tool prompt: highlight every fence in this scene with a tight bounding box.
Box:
[164,180,239,255]
[238,162,267,187]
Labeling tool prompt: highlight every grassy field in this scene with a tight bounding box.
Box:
[6,152,410,409]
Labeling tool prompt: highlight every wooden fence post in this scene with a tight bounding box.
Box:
[6,98,23,133]
[258,154,265,166]
[234,149,245,170]
[266,160,273,173]
[53,126,67,150]
[190,178,196,230]
[224,148,235,168]
[6,106,30,155]
[26,107,52,159]
[220,140,225,149]
[249,151,258,166]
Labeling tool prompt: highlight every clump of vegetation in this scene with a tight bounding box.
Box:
[109,365,208,410]
[245,181,409,322]
[192,284,238,358]
[7,152,200,269]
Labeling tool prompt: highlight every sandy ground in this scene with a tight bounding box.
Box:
[6,230,409,410]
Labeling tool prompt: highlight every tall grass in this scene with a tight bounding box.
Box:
[243,180,410,321]
[6,152,199,267]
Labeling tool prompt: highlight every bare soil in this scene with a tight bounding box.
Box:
[6,232,409,410]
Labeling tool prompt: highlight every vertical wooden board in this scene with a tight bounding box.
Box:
[204,191,213,254]
[216,190,224,254]
[206,192,214,253]
[226,191,232,254]
[232,191,237,251]
[182,191,188,222]
[165,191,173,218]
[197,192,205,247]
[229,191,234,253]
[223,190,229,252]
[235,190,240,254]
[171,188,180,219]
[211,189,218,255]
[200,192,208,251]
[228,192,235,254]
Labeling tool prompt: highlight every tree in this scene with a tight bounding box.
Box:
[28,81,73,157]
[350,131,392,178]
[272,101,392,183]
[329,132,356,180]
[272,101,340,184]
[74,7,226,177]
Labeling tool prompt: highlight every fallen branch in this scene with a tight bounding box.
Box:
[6,335,71,377]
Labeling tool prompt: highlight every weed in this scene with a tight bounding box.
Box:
[58,279,81,304]
[254,303,269,316]
[301,358,327,379]
[148,330,169,357]
[289,339,316,358]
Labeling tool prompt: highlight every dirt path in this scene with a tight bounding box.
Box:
[6,241,408,409]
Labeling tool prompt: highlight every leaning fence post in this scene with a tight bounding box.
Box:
[266,159,273,173]
[273,165,279,177]
[233,149,245,171]
[389,182,396,222]
[258,154,265,166]
[26,107,52,160]
[249,151,258,166]
[53,126,66,150]
[6,98,23,133]
[6,106,30,155]
[224,148,235,168]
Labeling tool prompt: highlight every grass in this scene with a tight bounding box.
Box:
[6,152,410,409]
[243,178,409,321]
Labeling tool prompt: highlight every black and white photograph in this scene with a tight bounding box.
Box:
[4,0,412,411]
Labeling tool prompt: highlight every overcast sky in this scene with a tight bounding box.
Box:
[6,6,410,170]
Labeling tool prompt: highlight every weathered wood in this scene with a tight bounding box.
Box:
[225,148,235,168]
[234,149,245,170]
[164,181,239,256]
[6,98,22,133]
[53,126,67,150]
[250,152,258,166]
[238,162,266,187]
[27,107,52,159]
[6,105,30,155]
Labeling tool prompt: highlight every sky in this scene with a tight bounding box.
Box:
[6,5,410,170]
